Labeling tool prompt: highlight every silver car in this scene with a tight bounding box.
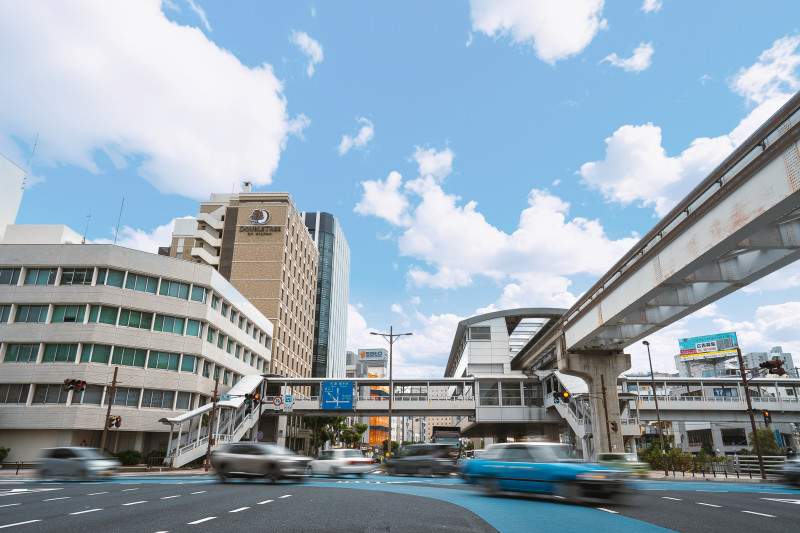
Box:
[308,449,375,477]
[781,455,800,487]
[38,447,121,480]
[211,442,311,482]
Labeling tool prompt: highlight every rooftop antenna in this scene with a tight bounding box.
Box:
[22,133,38,190]
[82,212,91,244]
[113,198,125,244]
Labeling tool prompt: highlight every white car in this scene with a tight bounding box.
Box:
[308,449,375,477]
[38,447,121,480]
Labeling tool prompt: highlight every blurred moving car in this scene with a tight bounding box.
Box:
[596,452,649,477]
[781,455,800,487]
[308,449,375,477]
[211,442,311,482]
[460,442,629,502]
[386,443,458,477]
[38,447,120,480]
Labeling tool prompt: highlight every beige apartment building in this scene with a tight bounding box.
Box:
[167,185,318,382]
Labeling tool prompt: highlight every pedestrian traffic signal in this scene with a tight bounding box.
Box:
[552,392,560,404]
[244,393,252,405]
[763,410,772,424]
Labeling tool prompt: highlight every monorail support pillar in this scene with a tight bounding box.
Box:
[558,342,630,456]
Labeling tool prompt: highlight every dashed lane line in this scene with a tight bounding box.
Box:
[161,495,181,500]
[190,491,206,495]
[70,508,103,515]
[121,488,139,492]
[0,520,42,529]
[87,492,108,496]
[742,511,775,518]
[229,507,250,513]
[187,517,216,525]
[661,497,681,501]
[278,495,291,499]
[43,497,71,501]
[596,508,618,514]
[696,503,721,508]
[122,501,147,506]
[257,500,274,505]
[0,504,21,508]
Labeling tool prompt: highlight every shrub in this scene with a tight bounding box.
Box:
[0,447,10,463]
[114,449,143,466]
[145,449,166,459]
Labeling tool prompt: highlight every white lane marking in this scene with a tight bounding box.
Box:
[229,507,250,513]
[697,490,727,492]
[0,520,42,529]
[122,501,147,506]
[161,495,181,500]
[70,508,103,515]
[596,508,618,514]
[87,492,108,496]
[761,497,800,504]
[278,495,291,499]
[121,488,139,492]
[187,517,216,525]
[43,497,71,501]
[696,502,721,508]
[662,497,682,501]
[0,504,21,508]
[190,491,206,495]
[742,511,775,517]
[257,500,274,505]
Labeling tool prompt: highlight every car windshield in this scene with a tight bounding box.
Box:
[73,448,108,459]
[343,450,362,458]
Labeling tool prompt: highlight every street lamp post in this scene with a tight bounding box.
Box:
[642,341,669,476]
[370,326,412,458]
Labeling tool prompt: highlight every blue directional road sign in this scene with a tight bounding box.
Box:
[321,380,354,410]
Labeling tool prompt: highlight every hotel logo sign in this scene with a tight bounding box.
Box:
[249,209,271,225]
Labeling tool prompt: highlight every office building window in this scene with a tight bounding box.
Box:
[80,344,112,364]
[468,326,491,340]
[190,285,207,303]
[0,384,29,404]
[141,389,175,409]
[52,305,86,323]
[186,319,202,337]
[235,345,241,359]
[206,327,216,343]
[217,334,224,349]
[24,267,57,285]
[181,354,199,373]
[479,381,499,406]
[78,386,103,405]
[147,351,180,371]
[60,268,94,286]
[210,294,219,310]
[118,309,153,330]
[4,344,39,363]
[202,361,211,378]
[88,305,119,325]
[223,370,230,385]
[112,387,140,407]
[32,384,68,404]
[220,302,228,317]
[153,314,185,335]
[97,268,125,287]
[501,382,522,406]
[111,346,147,368]
[176,391,194,410]
[15,304,48,323]
[213,365,220,381]
[42,344,79,363]
[159,279,189,299]
[0,305,11,323]
[226,339,234,354]
[0,268,21,285]
[230,310,237,324]
[125,272,158,294]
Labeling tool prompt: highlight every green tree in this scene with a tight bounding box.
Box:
[465,441,475,451]
[744,428,783,456]
[340,423,369,448]
[302,416,348,456]
[382,439,400,454]
[0,447,10,463]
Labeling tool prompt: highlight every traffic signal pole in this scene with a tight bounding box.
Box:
[737,348,766,480]
[204,375,220,472]
[100,367,119,453]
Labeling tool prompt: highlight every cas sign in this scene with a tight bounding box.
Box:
[678,332,739,361]
[359,349,387,360]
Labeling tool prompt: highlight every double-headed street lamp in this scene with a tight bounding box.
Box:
[642,340,669,476]
[370,326,412,456]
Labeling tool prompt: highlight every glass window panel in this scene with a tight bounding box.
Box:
[217,334,224,349]
[203,361,211,378]
[174,318,184,335]
[118,308,130,326]
[211,295,219,310]
[0,268,21,285]
[91,344,112,364]
[167,353,179,371]
[190,285,206,302]
[88,305,99,323]
[81,386,102,405]
[176,391,192,410]
[221,302,228,317]
[107,269,124,287]
[186,319,200,337]
[180,355,196,373]
[178,283,189,299]
[135,275,147,292]
[81,344,92,362]
[479,381,500,406]
[207,327,215,343]
[140,312,152,329]
[501,382,522,406]
[154,314,164,331]
[52,305,66,323]
[99,306,118,324]
[0,305,10,323]
[223,370,230,385]
[97,268,107,285]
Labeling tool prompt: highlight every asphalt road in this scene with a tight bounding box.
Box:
[1,473,799,532]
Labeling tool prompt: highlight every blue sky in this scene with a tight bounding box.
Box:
[2,1,800,377]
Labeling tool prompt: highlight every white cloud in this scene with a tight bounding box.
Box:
[601,42,654,73]
[469,0,608,65]
[409,296,421,305]
[291,30,324,77]
[743,263,800,293]
[338,117,375,155]
[713,302,800,360]
[641,0,662,14]
[391,303,403,314]
[730,35,800,105]
[413,146,454,182]
[699,74,712,85]
[0,1,305,201]
[93,216,193,253]
[354,171,410,226]
[185,0,212,32]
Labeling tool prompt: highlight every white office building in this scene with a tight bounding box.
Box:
[0,226,273,462]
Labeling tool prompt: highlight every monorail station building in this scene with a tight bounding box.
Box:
[0,225,273,462]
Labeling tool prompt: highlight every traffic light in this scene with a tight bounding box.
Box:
[114,416,121,428]
[244,393,253,414]
[75,380,86,392]
[759,359,787,376]
[560,391,571,404]
[107,416,115,429]
[763,410,772,425]
[552,392,560,404]
[609,421,619,432]
[63,378,74,391]
[252,393,260,407]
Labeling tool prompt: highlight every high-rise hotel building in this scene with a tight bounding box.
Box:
[301,212,350,379]
[168,185,318,379]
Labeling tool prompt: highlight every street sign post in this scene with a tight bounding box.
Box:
[273,396,283,410]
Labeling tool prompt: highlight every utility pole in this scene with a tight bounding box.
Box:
[370,326,413,457]
[99,367,119,453]
[204,376,220,472]
[600,375,612,452]
[737,348,766,479]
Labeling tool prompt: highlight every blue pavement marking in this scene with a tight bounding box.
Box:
[629,480,800,494]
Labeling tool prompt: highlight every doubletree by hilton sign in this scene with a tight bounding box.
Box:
[239,209,283,236]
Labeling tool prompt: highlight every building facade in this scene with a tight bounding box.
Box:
[674,346,796,378]
[0,231,273,462]
[302,212,349,379]
[168,186,318,379]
